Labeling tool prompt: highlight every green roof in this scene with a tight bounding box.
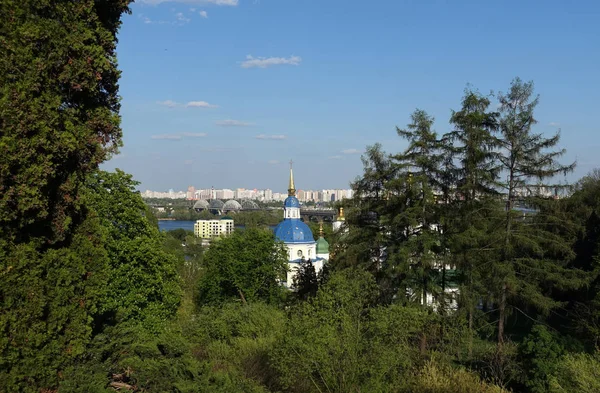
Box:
[316,236,329,254]
[220,216,233,220]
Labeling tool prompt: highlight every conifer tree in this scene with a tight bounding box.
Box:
[0,0,132,243]
[495,78,578,344]
[389,109,445,305]
[443,89,500,354]
[0,2,131,390]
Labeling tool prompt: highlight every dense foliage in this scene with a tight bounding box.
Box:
[1,4,598,391]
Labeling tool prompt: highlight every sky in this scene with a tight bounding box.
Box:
[103,0,600,193]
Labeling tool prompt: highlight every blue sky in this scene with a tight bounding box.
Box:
[103,0,600,192]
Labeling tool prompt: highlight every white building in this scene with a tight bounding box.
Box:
[194,217,234,239]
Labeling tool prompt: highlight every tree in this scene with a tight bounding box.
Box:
[334,144,398,299]
[84,170,182,331]
[198,228,288,306]
[0,2,132,390]
[388,109,445,306]
[0,0,132,243]
[518,325,565,393]
[443,88,500,354]
[494,78,578,345]
[293,258,319,300]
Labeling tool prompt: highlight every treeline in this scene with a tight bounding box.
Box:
[1,1,599,392]
[331,79,600,392]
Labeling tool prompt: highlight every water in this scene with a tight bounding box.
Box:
[158,220,277,232]
[158,220,196,232]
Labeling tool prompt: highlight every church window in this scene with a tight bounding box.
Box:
[297,250,303,258]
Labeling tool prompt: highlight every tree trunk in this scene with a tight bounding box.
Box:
[498,170,514,346]
[498,282,506,345]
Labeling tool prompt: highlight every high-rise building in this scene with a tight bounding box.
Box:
[186,186,196,200]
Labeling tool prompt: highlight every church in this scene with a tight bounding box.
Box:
[273,163,329,287]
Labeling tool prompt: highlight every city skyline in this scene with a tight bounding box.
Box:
[142,185,354,202]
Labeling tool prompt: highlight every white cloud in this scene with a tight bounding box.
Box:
[138,0,238,5]
[157,100,178,108]
[241,55,302,69]
[184,159,194,165]
[189,7,196,11]
[342,148,361,155]
[216,119,253,127]
[268,160,280,165]
[151,134,182,140]
[181,132,208,137]
[199,10,208,18]
[157,100,217,108]
[175,12,191,24]
[186,100,217,108]
[255,134,286,140]
[549,122,560,127]
[328,155,342,160]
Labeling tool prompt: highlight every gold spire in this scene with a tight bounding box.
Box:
[338,207,345,221]
[288,159,296,196]
[319,221,324,237]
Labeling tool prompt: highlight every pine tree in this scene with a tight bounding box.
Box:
[389,109,445,306]
[336,144,395,273]
[443,88,500,355]
[495,77,578,345]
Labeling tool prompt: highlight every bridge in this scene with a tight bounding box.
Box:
[182,199,338,221]
[299,208,336,222]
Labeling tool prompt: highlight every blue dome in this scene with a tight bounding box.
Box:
[284,196,300,208]
[274,219,315,243]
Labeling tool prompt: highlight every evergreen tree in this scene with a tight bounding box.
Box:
[494,78,578,344]
[0,0,131,243]
[388,109,445,305]
[335,144,396,278]
[293,258,319,300]
[0,2,131,390]
[443,89,501,354]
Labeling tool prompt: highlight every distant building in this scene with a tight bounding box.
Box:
[194,217,234,239]
[187,186,196,200]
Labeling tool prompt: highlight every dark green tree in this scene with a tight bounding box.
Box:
[334,144,397,298]
[443,88,500,353]
[494,78,578,345]
[292,258,319,300]
[388,109,445,306]
[0,2,131,391]
[0,0,131,243]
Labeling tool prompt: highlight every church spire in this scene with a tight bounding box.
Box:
[288,159,296,196]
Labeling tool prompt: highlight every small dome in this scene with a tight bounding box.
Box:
[316,236,329,254]
[284,196,300,208]
[223,200,242,211]
[274,219,315,243]
[209,199,225,209]
[240,199,259,210]
[193,200,210,210]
